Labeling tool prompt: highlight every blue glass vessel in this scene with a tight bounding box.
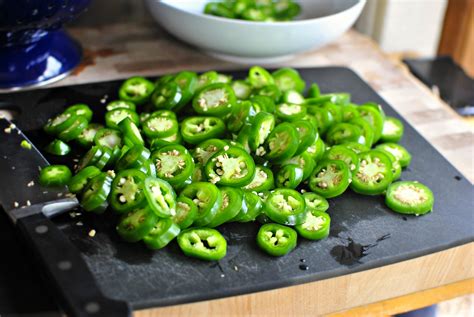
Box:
[0,0,91,91]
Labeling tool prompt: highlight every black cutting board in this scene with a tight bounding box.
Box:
[0,67,473,314]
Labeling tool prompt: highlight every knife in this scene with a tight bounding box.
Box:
[0,117,131,317]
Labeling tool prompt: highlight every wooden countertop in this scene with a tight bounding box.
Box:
[56,23,473,316]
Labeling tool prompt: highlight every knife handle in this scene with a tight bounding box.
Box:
[16,213,132,317]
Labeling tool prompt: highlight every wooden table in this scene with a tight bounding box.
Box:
[55,23,474,316]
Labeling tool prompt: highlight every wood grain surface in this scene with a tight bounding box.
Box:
[329,279,474,317]
[438,0,474,77]
[48,24,473,316]
[135,243,473,317]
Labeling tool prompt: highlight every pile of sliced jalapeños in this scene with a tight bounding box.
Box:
[204,0,300,22]
[39,66,434,261]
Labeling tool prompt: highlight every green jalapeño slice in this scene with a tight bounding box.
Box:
[45,139,71,156]
[303,192,329,213]
[76,123,103,148]
[309,160,351,198]
[39,165,72,187]
[193,139,227,165]
[262,122,298,162]
[248,66,274,88]
[280,152,316,181]
[208,187,244,227]
[380,116,404,143]
[234,191,263,223]
[119,117,144,146]
[106,100,136,112]
[264,188,306,226]
[195,71,218,90]
[94,128,123,149]
[351,150,393,195]
[76,146,104,171]
[80,172,113,214]
[385,181,434,215]
[192,83,236,117]
[143,177,177,218]
[349,117,375,148]
[305,137,326,162]
[116,145,151,171]
[151,81,183,110]
[172,196,198,229]
[292,120,318,155]
[341,104,360,122]
[116,207,158,243]
[243,165,274,192]
[272,67,305,93]
[180,182,222,227]
[283,90,305,105]
[57,116,87,142]
[276,164,304,189]
[143,218,181,250]
[205,146,256,187]
[181,116,226,145]
[142,115,178,139]
[226,100,258,132]
[251,94,276,113]
[105,108,139,130]
[325,123,366,146]
[323,145,360,172]
[295,211,331,240]
[109,169,147,214]
[275,103,307,121]
[173,71,198,109]
[119,76,155,105]
[257,223,297,257]
[231,80,252,100]
[248,112,276,152]
[380,150,402,181]
[177,228,227,261]
[151,145,195,188]
[43,112,77,135]
[358,105,384,143]
[68,166,101,194]
[375,143,412,168]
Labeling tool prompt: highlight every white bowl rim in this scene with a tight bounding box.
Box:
[153,0,366,27]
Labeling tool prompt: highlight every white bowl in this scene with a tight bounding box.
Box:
[146,0,366,64]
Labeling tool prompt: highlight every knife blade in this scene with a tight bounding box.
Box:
[0,117,78,221]
[0,117,131,317]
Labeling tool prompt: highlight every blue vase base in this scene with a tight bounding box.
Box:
[0,30,82,92]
